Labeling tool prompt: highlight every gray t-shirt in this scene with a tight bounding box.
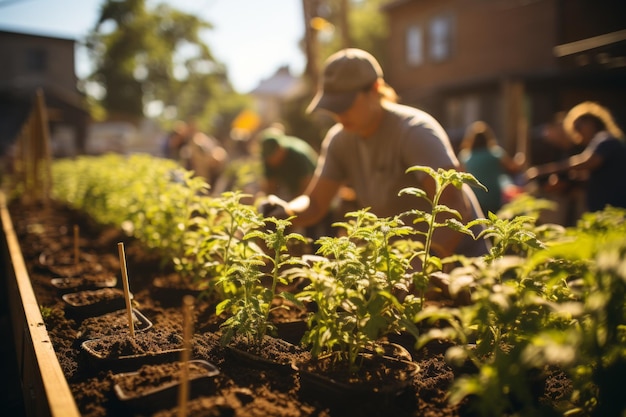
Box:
[316,101,487,256]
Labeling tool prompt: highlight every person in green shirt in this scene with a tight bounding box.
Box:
[259,125,318,201]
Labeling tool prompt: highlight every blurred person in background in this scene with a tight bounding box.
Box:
[161,120,189,161]
[183,119,228,189]
[525,101,626,212]
[259,124,318,201]
[458,121,525,215]
[263,48,488,260]
[528,112,587,225]
[258,124,333,243]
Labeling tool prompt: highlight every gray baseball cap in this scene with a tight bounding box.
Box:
[306,48,383,114]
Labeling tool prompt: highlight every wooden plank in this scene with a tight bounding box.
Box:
[0,192,81,417]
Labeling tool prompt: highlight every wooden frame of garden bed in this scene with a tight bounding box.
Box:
[0,192,80,417]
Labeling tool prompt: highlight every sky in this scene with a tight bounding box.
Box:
[0,0,307,93]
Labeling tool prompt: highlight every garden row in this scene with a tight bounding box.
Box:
[8,152,626,416]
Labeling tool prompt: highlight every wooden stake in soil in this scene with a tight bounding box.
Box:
[117,242,135,338]
[73,225,79,265]
[177,295,194,417]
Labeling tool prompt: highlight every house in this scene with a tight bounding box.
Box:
[0,28,88,156]
[381,0,626,162]
[249,66,308,127]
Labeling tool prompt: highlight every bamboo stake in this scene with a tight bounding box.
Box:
[73,225,79,265]
[117,242,135,338]
[177,295,194,417]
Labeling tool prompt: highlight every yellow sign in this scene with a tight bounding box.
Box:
[232,109,261,132]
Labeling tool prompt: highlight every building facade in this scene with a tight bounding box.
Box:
[0,29,88,156]
[381,0,626,163]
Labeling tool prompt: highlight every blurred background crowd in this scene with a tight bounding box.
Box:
[1,0,625,235]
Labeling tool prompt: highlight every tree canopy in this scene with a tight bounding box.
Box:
[85,0,247,134]
[314,0,390,73]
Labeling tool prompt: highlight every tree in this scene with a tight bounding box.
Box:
[85,0,247,133]
[310,0,390,74]
[287,0,391,145]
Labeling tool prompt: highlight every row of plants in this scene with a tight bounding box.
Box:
[46,153,626,417]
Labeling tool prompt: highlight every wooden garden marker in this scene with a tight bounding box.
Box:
[177,295,194,417]
[117,242,135,338]
[73,225,79,265]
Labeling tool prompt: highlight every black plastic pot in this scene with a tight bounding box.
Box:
[36,251,105,277]
[227,346,293,374]
[150,275,205,307]
[62,287,130,320]
[226,335,308,375]
[113,360,220,411]
[275,319,307,345]
[293,352,420,410]
[81,332,184,373]
[51,276,117,294]
[75,308,153,342]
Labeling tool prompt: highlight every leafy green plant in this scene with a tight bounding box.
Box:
[40,305,54,322]
[470,212,547,263]
[438,254,576,417]
[521,210,626,417]
[398,187,576,417]
[40,155,626,415]
[398,165,486,302]
[295,208,419,371]
[419,203,626,417]
[51,154,213,278]
[217,216,308,347]
[187,191,265,302]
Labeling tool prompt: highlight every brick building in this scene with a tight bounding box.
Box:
[381,0,626,162]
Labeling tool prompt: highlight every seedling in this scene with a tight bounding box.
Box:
[217,214,308,348]
[295,208,420,371]
[398,166,486,303]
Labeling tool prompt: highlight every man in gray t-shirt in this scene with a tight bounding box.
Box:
[272,48,488,258]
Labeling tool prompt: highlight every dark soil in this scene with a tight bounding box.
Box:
[113,360,220,402]
[7,199,572,417]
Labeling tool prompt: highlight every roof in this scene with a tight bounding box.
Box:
[250,66,307,99]
[0,26,77,42]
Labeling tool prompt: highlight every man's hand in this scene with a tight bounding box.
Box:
[257,195,291,219]
[257,194,309,219]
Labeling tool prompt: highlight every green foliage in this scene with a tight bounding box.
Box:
[43,155,626,415]
[85,0,245,129]
[316,0,389,68]
[399,165,485,301]
[216,211,308,347]
[470,212,547,263]
[421,202,626,417]
[194,191,264,300]
[40,305,65,330]
[523,211,626,417]
[51,154,211,278]
[40,305,53,322]
[496,192,558,221]
[294,208,420,371]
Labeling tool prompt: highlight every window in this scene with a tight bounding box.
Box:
[405,24,424,67]
[25,48,47,72]
[428,14,453,62]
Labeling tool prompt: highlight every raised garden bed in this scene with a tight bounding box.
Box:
[0,194,575,417]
